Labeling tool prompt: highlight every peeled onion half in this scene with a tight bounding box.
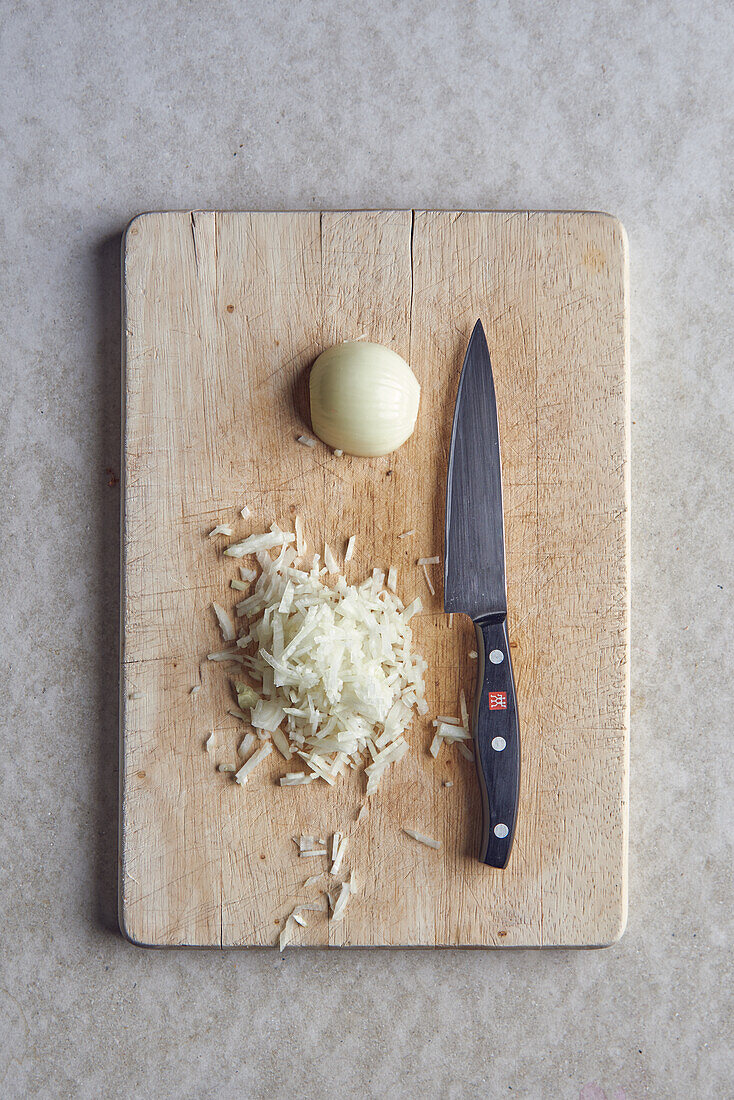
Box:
[309,341,420,457]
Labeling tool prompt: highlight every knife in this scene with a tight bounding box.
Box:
[444,319,520,868]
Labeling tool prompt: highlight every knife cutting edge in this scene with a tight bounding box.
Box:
[444,319,520,868]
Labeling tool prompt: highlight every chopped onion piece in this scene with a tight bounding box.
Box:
[228,706,249,721]
[209,524,234,538]
[297,751,338,786]
[300,849,328,857]
[218,763,235,773]
[331,880,351,922]
[231,578,248,591]
[349,871,358,894]
[239,566,257,582]
[278,580,294,614]
[331,832,342,861]
[224,531,295,558]
[433,716,461,726]
[279,772,314,786]
[460,689,469,729]
[356,803,369,823]
[324,543,339,574]
[295,515,306,557]
[387,566,397,592]
[238,732,256,758]
[205,732,216,755]
[365,736,409,771]
[190,685,201,696]
[297,435,316,447]
[303,874,322,887]
[429,733,443,759]
[443,780,453,788]
[234,741,272,784]
[456,742,475,761]
[251,700,285,732]
[421,564,436,596]
[398,530,416,539]
[235,683,259,709]
[240,505,251,520]
[207,650,244,663]
[331,835,348,875]
[344,535,356,562]
[278,907,310,951]
[404,828,441,849]
[271,728,292,760]
[403,597,422,622]
[469,650,478,659]
[212,600,237,643]
[279,919,293,951]
[448,613,454,628]
[436,721,470,742]
[365,738,409,793]
[333,449,344,457]
[417,556,440,566]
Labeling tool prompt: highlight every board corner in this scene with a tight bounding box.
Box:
[117,897,156,949]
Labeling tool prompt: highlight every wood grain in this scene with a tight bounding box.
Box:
[120,210,629,947]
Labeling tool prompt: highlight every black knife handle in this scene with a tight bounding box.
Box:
[472,615,520,868]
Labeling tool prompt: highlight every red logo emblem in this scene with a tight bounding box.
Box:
[489,691,507,711]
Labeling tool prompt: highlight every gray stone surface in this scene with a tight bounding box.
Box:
[1,1,731,1097]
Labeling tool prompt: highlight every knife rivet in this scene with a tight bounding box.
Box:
[489,649,504,664]
[491,736,506,751]
[494,823,509,839]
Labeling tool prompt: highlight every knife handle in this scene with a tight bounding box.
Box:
[472,616,520,868]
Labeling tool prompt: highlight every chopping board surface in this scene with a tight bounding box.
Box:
[120,210,629,947]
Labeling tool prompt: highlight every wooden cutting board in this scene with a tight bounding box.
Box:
[120,210,629,948]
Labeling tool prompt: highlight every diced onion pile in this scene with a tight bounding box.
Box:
[200,505,484,950]
[212,524,427,791]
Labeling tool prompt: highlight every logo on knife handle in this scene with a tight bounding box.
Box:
[488,691,507,710]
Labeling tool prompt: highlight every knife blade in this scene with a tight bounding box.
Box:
[444,319,520,868]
